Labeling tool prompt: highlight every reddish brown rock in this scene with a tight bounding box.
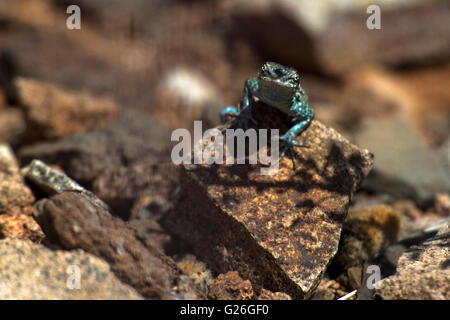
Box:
[257,289,292,300]
[311,278,348,300]
[33,191,204,300]
[375,223,450,300]
[389,64,450,147]
[208,271,254,300]
[0,144,34,216]
[0,213,44,242]
[0,144,43,242]
[0,107,25,146]
[208,271,292,300]
[163,103,374,299]
[93,162,179,220]
[15,77,119,143]
[340,66,450,148]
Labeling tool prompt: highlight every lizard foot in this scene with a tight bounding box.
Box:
[220,106,239,124]
[279,133,310,168]
[220,106,257,132]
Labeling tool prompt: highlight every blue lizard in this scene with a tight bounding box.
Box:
[221,62,314,164]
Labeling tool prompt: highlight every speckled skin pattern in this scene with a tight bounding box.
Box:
[221,62,315,162]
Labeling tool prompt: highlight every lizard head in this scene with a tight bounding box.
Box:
[258,62,300,90]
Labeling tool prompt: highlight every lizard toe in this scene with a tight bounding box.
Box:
[278,135,310,168]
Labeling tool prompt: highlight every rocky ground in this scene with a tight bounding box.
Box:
[0,0,449,300]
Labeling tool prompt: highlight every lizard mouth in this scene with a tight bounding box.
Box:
[258,77,298,89]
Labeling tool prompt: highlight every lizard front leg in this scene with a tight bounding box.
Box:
[220,78,258,129]
[279,99,314,166]
[279,118,313,167]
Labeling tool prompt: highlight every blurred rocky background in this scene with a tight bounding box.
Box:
[0,0,448,300]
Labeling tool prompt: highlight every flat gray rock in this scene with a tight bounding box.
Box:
[354,118,450,204]
[375,223,450,300]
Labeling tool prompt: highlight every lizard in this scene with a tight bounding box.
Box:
[220,61,315,165]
